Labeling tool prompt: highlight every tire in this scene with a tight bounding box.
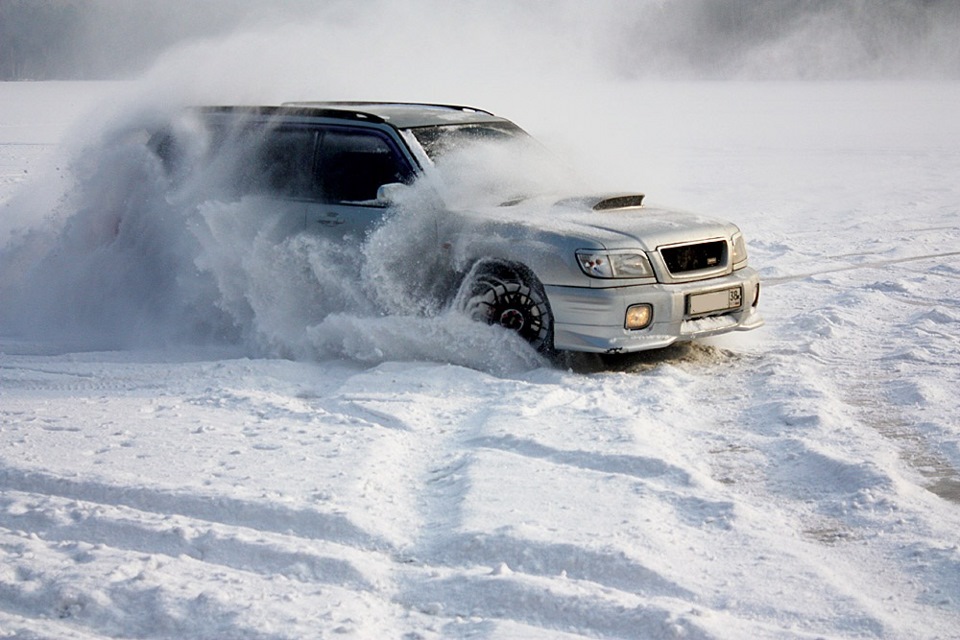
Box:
[457,262,554,352]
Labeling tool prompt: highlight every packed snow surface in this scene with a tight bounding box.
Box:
[2,79,960,640]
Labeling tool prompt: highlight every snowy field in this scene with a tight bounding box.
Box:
[2,73,960,640]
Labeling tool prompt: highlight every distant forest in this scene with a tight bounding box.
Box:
[0,0,254,80]
[2,0,958,81]
[1,0,81,79]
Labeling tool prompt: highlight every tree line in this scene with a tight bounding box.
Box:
[0,0,253,81]
[0,0,85,79]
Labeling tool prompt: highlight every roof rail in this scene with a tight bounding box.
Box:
[281,101,495,116]
[195,105,388,124]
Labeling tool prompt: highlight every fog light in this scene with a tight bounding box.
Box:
[625,304,653,330]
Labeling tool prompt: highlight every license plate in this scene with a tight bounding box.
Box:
[687,286,742,316]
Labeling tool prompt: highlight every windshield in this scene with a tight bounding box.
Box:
[411,122,532,161]
[408,122,578,207]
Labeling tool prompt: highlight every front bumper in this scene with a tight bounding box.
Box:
[545,267,763,353]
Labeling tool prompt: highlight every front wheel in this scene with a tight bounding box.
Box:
[456,263,554,352]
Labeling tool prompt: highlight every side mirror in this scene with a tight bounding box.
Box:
[376,182,409,205]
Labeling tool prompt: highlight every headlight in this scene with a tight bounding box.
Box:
[576,250,654,279]
[731,232,748,267]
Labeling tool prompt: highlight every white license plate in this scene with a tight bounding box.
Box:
[687,287,743,316]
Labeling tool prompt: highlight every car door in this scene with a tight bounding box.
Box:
[237,125,317,238]
[306,126,415,240]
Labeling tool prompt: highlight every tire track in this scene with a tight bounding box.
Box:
[763,250,960,287]
[842,369,960,505]
[0,464,392,551]
[0,489,375,590]
[352,367,727,638]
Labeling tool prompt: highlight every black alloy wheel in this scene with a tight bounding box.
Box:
[459,264,553,352]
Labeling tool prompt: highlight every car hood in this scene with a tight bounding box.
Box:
[485,193,739,251]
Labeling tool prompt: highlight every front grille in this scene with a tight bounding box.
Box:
[660,240,726,275]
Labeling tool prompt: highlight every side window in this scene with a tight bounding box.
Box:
[317,128,412,204]
[248,128,317,198]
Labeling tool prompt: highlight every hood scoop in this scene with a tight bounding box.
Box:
[593,193,645,210]
[555,193,646,211]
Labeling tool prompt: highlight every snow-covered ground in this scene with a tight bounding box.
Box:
[2,76,960,640]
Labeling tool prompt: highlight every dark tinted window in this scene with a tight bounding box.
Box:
[243,127,317,198]
[317,128,412,204]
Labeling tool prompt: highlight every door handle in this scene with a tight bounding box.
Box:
[316,212,345,227]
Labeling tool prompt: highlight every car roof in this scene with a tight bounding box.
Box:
[278,101,511,129]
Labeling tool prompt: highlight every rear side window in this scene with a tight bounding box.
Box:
[317,128,413,204]
[241,127,317,199]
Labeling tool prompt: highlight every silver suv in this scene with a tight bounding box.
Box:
[152,102,762,354]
